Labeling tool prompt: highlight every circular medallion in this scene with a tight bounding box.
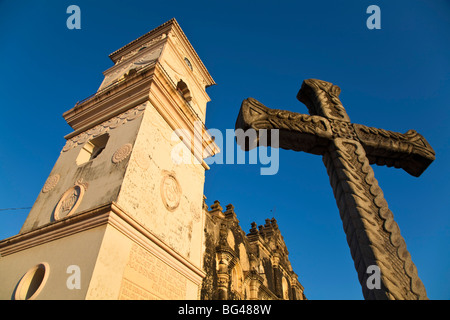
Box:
[54,184,85,220]
[42,174,60,193]
[330,120,357,140]
[160,173,181,211]
[134,149,150,170]
[112,143,133,164]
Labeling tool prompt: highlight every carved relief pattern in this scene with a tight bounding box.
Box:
[133,149,151,170]
[42,174,60,193]
[62,103,146,152]
[103,63,133,88]
[160,172,182,211]
[119,244,187,300]
[237,98,333,154]
[330,119,357,140]
[53,180,88,221]
[112,143,133,164]
[298,79,350,122]
[354,124,436,161]
[236,79,434,299]
[323,138,427,300]
[266,110,330,136]
[117,33,167,64]
[241,98,333,139]
[102,47,163,89]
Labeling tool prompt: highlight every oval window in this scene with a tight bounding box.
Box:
[14,263,50,300]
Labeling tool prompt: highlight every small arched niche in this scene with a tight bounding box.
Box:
[176,80,192,102]
[76,133,109,166]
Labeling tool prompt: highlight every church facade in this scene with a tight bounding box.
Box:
[201,200,305,300]
[0,19,305,300]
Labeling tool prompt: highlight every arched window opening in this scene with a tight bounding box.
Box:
[176,80,192,102]
[76,133,109,166]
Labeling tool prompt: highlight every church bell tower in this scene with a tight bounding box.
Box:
[0,19,218,300]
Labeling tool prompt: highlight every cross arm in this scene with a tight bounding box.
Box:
[353,124,436,177]
[235,97,333,155]
[297,78,351,122]
[296,78,435,177]
[235,78,434,299]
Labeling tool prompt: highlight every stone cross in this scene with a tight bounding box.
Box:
[235,79,435,300]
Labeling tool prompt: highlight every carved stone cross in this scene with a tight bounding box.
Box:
[235,79,435,300]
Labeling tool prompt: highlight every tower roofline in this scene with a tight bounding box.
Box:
[108,18,215,87]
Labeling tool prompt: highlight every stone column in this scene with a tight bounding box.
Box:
[217,258,229,300]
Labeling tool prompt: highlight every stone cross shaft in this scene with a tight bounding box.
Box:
[235,79,435,300]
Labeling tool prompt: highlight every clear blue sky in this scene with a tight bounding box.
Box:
[0,1,449,300]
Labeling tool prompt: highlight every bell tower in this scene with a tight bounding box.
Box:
[0,19,218,300]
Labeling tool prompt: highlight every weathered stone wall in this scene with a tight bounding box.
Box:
[20,103,146,234]
[116,101,206,268]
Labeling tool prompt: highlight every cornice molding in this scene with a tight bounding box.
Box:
[168,20,216,87]
[109,202,206,285]
[0,203,112,257]
[108,18,215,87]
[63,63,157,134]
[0,202,206,286]
[109,19,175,62]
[149,63,219,169]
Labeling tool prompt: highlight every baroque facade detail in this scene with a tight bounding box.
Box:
[160,171,182,212]
[41,174,60,193]
[201,200,306,300]
[323,138,426,299]
[112,143,133,164]
[0,19,305,301]
[53,179,88,221]
[62,102,147,152]
[115,33,167,64]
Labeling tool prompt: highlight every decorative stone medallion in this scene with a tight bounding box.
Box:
[53,183,86,220]
[62,103,146,153]
[112,143,133,164]
[330,119,357,140]
[134,149,151,170]
[42,174,60,193]
[160,172,181,211]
